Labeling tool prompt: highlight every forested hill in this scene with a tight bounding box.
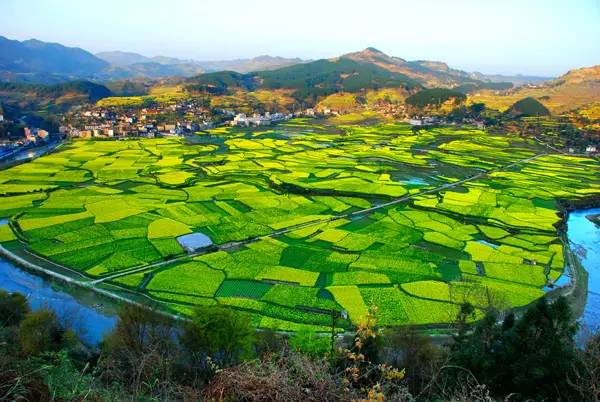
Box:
[0,80,112,118]
[185,58,422,103]
[184,48,520,104]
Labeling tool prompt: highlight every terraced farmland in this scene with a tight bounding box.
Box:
[0,119,599,331]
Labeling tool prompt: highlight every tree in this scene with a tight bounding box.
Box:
[504,296,577,398]
[386,327,439,394]
[180,305,254,368]
[570,330,600,401]
[99,304,179,398]
[18,309,64,355]
[448,297,578,400]
[289,329,330,358]
[469,102,486,117]
[0,290,29,327]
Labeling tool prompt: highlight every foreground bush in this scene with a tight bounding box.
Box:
[204,352,341,401]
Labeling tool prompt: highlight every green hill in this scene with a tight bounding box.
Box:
[186,58,421,104]
[0,80,112,119]
[259,58,420,102]
[505,97,551,117]
[405,88,466,108]
[186,71,257,95]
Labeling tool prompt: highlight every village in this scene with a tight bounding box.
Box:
[1,96,598,161]
[57,97,300,139]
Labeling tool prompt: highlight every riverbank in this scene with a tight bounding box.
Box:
[566,207,600,331]
[0,257,117,345]
[0,138,64,170]
[0,240,186,326]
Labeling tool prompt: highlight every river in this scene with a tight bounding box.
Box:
[0,256,117,345]
[0,208,598,344]
[567,207,600,331]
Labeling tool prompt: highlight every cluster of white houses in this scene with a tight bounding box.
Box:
[64,103,214,138]
[230,112,292,127]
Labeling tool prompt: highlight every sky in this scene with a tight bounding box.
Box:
[2,0,599,76]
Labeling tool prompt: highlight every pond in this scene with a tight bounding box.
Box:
[177,232,214,252]
[567,207,600,331]
[402,177,429,186]
[477,239,499,249]
[0,257,117,345]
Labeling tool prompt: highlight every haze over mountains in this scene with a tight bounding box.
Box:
[0,36,307,82]
[0,35,553,87]
[96,50,307,74]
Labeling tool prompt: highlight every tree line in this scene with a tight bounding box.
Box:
[1,289,599,401]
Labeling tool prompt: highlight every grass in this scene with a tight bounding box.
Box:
[255,266,320,286]
[147,261,225,297]
[147,218,192,239]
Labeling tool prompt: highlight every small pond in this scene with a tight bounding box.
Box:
[402,177,429,186]
[177,232,214,252]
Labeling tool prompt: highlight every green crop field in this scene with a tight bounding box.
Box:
[0,119,598,332]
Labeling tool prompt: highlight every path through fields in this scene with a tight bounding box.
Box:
[91,151,548,285]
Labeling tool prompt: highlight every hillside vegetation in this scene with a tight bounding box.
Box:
[405,88,466,108]
[0,80,112,117]
[505,97,550,117]
[185,57,421,104]
[468,65,600,113]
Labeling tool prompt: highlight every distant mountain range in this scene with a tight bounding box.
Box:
[0,36,553,87]
[0,36,108,82]
[95,51,307,74]
[0,36,309,83]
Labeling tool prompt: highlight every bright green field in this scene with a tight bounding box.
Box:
[0,120,599,331]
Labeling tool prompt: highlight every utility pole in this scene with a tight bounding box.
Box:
[330,309,348,357]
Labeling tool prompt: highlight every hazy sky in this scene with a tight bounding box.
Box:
[2,0,599,76]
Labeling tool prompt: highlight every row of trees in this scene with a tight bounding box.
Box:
[1,288,599,401]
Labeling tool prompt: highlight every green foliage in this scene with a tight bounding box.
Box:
[405,88,466,108]
[258,58,420,102]
[449,297,578,400]
[18,309,64,355]
[185,59,421,103]
[39,351,96,401]
[181,305,255,366]
[186,71,256,95]
[288,329,330,357]
[0,289,30,326]
[505,96,551,117]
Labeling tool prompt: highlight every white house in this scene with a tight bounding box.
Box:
[231,113,271,127]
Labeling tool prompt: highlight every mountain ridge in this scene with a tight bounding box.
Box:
[0,36,552,86]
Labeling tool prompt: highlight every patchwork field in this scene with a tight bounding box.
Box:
[0,119,598,331]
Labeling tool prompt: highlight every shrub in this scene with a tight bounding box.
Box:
[180,305,255,368]
[18,309,64,355]
[0,290,30,327]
